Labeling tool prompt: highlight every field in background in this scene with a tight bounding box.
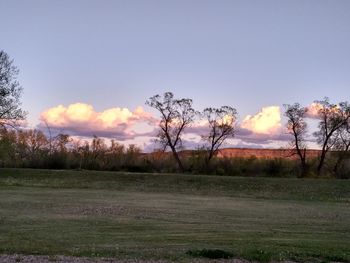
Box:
[0,168,349,262]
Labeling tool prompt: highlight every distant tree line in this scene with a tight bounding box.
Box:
[0,129,144,171]
[1,49,350,178]
[0,127,298,178]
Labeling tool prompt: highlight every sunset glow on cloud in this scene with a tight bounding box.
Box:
[241,106,282,134]
[306,102,342,119]
[306,103,323,118]
[38,102,291,148]
[40,103,155,139]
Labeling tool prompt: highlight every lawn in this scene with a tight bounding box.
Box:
[0,168,349,262]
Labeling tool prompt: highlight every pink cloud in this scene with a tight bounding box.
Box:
[38,103,295,148]
[305,102,323,119]
[39,103,156,140]
[183,106,290,147]
[305,102,343,119]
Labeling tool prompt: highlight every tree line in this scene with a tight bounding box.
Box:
[1,49,350,178]
[0,129,144,171]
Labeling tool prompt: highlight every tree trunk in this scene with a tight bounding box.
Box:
[300,158,307,177]
[317,149,327,175]
[295,141,307,177]
[333,154,342,176]
[169,145,184,172]
[207,145,215,163]
[333,144,350,178]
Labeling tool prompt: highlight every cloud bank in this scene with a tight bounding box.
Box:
[39,103,156,140]
[38,103,293,149]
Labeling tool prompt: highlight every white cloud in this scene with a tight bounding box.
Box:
[39,103,156,140]
[241,106,282,134]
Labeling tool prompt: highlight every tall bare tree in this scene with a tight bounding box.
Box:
[146,92,196,172]
[284,103,308,177]
[0,50,26,127]
[202,106,237,163]
[332,118,350,177]
[313,98,350,174]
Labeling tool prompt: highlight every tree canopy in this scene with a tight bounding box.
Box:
[0,50,26,128]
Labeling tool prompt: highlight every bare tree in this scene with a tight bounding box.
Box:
[284,103,308,177]
[313,98,350,174]
[332,118,350,177]
[91,135,108,160]
[146,92,196,172]
[202,106,237,163]
[16,129,49,165]
[52,133,70,153]
[0,50,26,127]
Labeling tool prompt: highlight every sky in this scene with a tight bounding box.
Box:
[1,0,350,150]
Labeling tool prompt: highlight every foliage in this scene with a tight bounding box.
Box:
[0,50,26,127]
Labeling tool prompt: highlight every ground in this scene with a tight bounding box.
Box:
[0,169,349,262]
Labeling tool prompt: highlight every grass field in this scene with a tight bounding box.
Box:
[0,168,349,262]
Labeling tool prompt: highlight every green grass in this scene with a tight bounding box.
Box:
[0,168,349,262]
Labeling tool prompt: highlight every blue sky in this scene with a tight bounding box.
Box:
[1,0,350,149]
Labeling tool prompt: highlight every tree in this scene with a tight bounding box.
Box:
[202,106,237,163]
[313,98,350,174]
[124,144,142,168]
[146,92,196,172]
[17,129,49,156]
[0,128,17,166]
[0,50,26,127]
[332,118,350,177]
[52,133,70,153]
[284,103,308,177]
